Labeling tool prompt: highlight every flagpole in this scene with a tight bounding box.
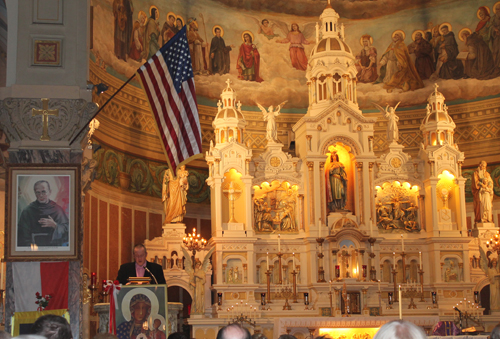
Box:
[69,73,136,145]
[70,24,195,146]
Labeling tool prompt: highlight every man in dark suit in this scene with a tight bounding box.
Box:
[116,244,166,285]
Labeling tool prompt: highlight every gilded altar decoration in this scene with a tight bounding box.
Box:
[253,180,298,233]
[375,181,420,233]
[325,146,348,212]
[222,181,243,223]
[162,166,189,224]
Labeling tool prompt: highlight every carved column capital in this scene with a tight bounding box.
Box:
[307,162,314,170]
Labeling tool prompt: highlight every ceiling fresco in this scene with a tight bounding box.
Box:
[92,0,500,111]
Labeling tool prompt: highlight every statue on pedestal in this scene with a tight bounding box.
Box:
[182,246,215,315]
[471,161,494,223]
[479,245,500,311]
[257,101,287,143]
[374,101,401,144]
[325,146,347,212]
[162,166,189,224]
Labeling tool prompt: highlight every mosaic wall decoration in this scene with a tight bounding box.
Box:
[33,38,62,66]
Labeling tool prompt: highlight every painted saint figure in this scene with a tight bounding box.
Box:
[237,32,263,82]
[377,31,424,93]
[462,30,500,80]
[142,7,160,60]
[437,25,464,79]
[113,0,133,61]
[209,26,233,75]
[257,101,287,143]
[490,3,500,67]
[407,31,435,80]
[129,11,147,62]
[276,23,311,71]
[471,161,494,223]
[162,166,189,224]
[355,35,378,83]
[161,14,178,46]
[258,19,280,40]
[187,21,208,75]
[325,147,347,212]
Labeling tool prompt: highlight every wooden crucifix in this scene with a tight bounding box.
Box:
[32,98,59,141]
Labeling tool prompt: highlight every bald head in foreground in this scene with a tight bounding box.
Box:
[216,324,251,339]
[373,320,426,339]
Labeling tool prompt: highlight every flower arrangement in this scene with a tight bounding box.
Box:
[35,292,52,310]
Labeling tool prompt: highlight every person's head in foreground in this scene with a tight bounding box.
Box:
[373,320,426,339]
[167,332,188,339]
[216,324,252,339]
[30,315,72,339]
[490,324,500,339]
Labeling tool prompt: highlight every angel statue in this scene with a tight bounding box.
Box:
[181,246,215,315]
[162,166,189,224]
[257,101,287,143]
[373,101,401,144]
[479,244,500,311]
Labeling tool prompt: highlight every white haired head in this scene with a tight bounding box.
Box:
[373,320,426,339]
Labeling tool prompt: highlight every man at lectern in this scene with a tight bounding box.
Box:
[116,244,166,285]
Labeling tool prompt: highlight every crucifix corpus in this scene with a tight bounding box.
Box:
[32,98,59,141]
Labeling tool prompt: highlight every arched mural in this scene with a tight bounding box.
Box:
[92,0,500,110]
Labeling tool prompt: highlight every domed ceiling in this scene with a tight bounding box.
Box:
[91,0,500,111]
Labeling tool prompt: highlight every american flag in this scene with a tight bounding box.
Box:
[137,25,202,173]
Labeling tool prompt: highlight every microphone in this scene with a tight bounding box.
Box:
[144,266,158,285]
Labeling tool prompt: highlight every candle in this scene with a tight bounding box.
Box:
[393,252,396,270]
[378,280,381,293]
[278,234,281,253]
[319,218,322,238]
[419,252,422,269]
[102,279,107,291]
[293,253,296,271]
[399,285,403,320]
[401,234,404,252]
[91,272,97,286]
[329,280,332,293]
[267,252,270,270]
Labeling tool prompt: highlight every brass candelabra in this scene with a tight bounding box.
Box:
[402,286,422,309]
[183,228,207,268]
[316,237,326,282]
[279,286,293,310]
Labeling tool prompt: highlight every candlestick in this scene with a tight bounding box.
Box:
[399,285,402,320]
[319,218,322,238]
[401,234,404,252]
[378,280,381,293]
[419,252,422,269]
[278,234,281,253]
[393,252,396,270]
[91,272,97,286]
[293,253,296,271]
[267,252,270,269]
[329,280,332,293]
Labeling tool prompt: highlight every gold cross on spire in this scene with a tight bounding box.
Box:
[32,98,59,141]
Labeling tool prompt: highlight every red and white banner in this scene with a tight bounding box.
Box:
[104,280,121,335]
[12,262,69,312]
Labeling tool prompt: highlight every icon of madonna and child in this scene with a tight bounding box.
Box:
[116,287,168,339]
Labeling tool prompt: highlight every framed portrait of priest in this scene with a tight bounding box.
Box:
[6,164,81,261]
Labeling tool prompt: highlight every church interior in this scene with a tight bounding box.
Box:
[0,0,500,338]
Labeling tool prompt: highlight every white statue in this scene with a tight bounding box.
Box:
[479,245,500,311]
[182,246,215,315]
[471,161,494,223]
[256,101,287,143]
[374,101,401,144]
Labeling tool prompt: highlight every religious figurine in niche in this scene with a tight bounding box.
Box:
[142,6,160,60]
[275,23,313,71]
[355,34,378,83]
[234,267,240,283]
[325,146,347,212]
[182,246,215,315]
[373,101,400,144]
[279,201,296,231]
[385,194,410,221]
[257,101,287,143]
[403,203,419,231]
[444,259,459,282]
[209,26,233,75]
[471,161,494,223]
[237,31,263,82]
[227,268,234,283]
[479,245,500,311]
[162,166,189,224]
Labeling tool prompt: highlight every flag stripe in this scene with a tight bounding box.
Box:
[40,262,69,310]
[136,26,202,173]
[138,67,178,167]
